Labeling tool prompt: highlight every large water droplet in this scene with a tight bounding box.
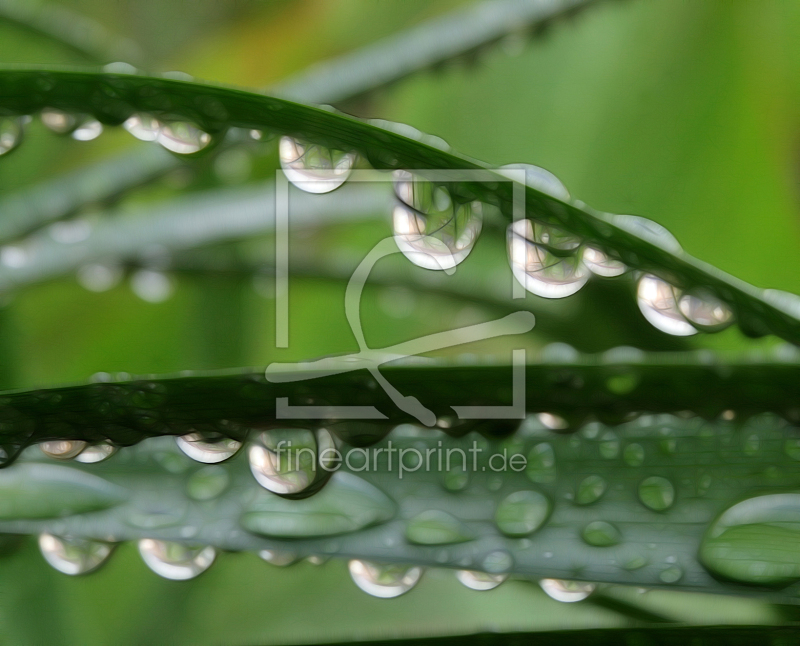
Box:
[279,136,355,194]
[507,220,589,298]
[259,549,299,567]
[406,510,473,545]
[612,214,681,253]
[138,539,215,580]
[348,560,422,598]
[186,465,229,501]
[176,433,241,464]
[638,476,675,511]
[393,171,482,271]
[123,113,161,141]
[157,122,211,155]
[74,442,117,464]
[526,442,556,483]
[38,533,113,575]
[71,119,103,141]
[248,427,334,496]
[582,520,621,547]
[539,578,595,602]
[678,291,733,331]
[498,163,570,201]
[576,475,607,505]
[0,116,25,156]
[240,472,395,538]
[39,440,87,460]
[456,570,507,591]
[495,490,550,537]
[637,274,697,336]
[582,246,627,277]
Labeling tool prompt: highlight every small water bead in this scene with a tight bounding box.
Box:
[176,433,241,464]
[526,442,556,484]
[406,510,473,545]
[77,264,123,292]
[637,274,698,336]
[498,163,570,202]
[538,412,568,431]
[442,466,469,492]
[785,438,800,461]
[123,113,161,141]
[279,136,355,194]
[0,116,25,156]
[348,560,422,598]
[582,521,621,547]
[582,246,627,277]
[157,122,212,155]
[38,534,113,575]
[678,291,733,331]
[507,220,589,298]
[186,465,230,501]
[623,443,645,467]
[1,246,27,268]
[248,427,334,496]
[39,440,87,460]
[611,214,682,254]
[638,476,675,511]
[41,108,77,134]
[598,432,620,459]
[75,442,117,464]
[495,490,551,537]
[575,475,607,505]
[456,570,507,591]
[138,539,215,580]
[482,550,513,574]
[130,270,174,303]
[659,566,683,583]
[259,549,299,567]
[71,119,103,141]
[539,578,595,602]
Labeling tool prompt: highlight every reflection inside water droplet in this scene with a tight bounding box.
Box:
[39,533,113,575]
[637,274,697,336]
[176,433,241,464]
[39,440,87,460]
[138,539,215,580]
[157,122,211,154]
[279,136,355,194]
[248,427,334,495]
[123,113,161,142]
[678,290,733,331]
[75,442,117,464]
[348,559,422,598]
[582,246,627,277]
[539,578,595,602]
[0,116,25,156]
[456,569,507,591]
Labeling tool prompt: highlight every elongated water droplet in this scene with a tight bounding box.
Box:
[576,475,607,505]
[539,578,595,602]
[0,116,25,156]
[123,113,161,141]
[638,476,675,511]
[39,440,87,460]
[495,490,550,537]
[39,533,113,575]
[637,274,697,336]
[393,171,482,271]
[612,214,681,253]
[71,119,103,141]
[186,465,229,501]
[456,570,507,591]
[248,427,334,496]
[176,433,241,464]
[526,442,556,483]
[499,163,570,201]
[259,549,299,567]
[157,122,211,154]
[138,539,215,580]
[279,136,355,194]
[678,291,733,331]
[582,246,627,277]
[582,520,621,547]
[75,442,117,464]
[348,560,422,598]
[507,220,589,298]
[41,108,77,134]
[406,510,473,545]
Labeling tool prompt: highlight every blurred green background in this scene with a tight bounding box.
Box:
[0,0,798,643]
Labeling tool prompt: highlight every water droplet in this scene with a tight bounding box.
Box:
[598,432,620,459]
[638,476,675,511]
[259,549,298,567]
[157,122,211,155]
[123,113,161,141]
[482,550,513,574]
[659,566,683,583]
[1,246,27,268]
[582,520,621,547]
[248,427,334,496]
[0,463,127,519]
[442,466,469,492]
[138,539,215,580]
[38,533,113,575]
[176,433,241,464]
[538,412,568,430]
[678,291,733,331]
[623,443,645,467]
[348,560,422,598]
[495,490,550,537]
[130,269,173,303]
[240,472,395,538]
[526,442,556,483]
[456,570,507,591]
[71,119,103,141]
[582,246,627,277]
[743,433,760,457]
[186,465,229,501]
[637,274,697,336]
[539,578,595,602]
[77,264,123,292]
[0,116,25,156]
[406,510,473,545]
[576,475,607,505]
[39,440,87,460]
[279,136,355,194]
[507,220,589,298]
[41,108,77,134]
[611,214,681,253]
[785,439,800,461]
[499,163,570,201]
[75,442,117,464]
[392,171,482,271]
